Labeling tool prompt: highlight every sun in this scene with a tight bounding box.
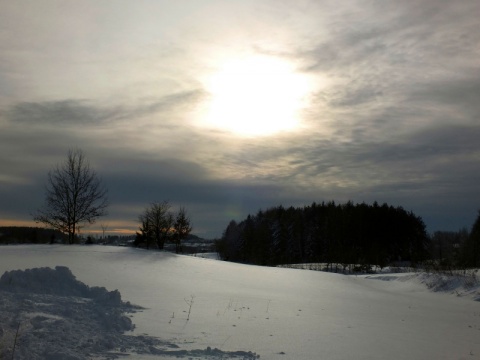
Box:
[200,55,311,137]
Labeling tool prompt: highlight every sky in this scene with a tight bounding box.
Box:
[0,0,479,239]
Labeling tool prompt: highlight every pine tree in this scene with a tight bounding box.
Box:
[173,207,192,253]
[462,210,480,267]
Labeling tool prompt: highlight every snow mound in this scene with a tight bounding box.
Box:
[366,271,480,300]
[0,266,122,304]
[0,267,259,360]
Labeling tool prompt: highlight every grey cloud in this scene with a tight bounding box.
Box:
[6,90,205,127]
[232,121,480,201]
[301,0,480,116]
[0,176,44,222]
[343,125,477,175]
[7,100,114,125]
[409,76,480,120]
[262,123,480,232]
[1,0,479,238]
[100,158,293,237]
[325,86,384,108]
[125,90,206,121]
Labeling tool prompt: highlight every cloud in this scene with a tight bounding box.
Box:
[0,0,479,238]
[5,90,205,127]
[7,100,118,125]
[408,75,480,121]
[99,156,294,237]
[300,0,480,114]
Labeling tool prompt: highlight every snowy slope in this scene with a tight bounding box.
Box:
[0,245,479,360]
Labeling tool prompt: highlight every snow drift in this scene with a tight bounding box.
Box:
[0,266,258,360]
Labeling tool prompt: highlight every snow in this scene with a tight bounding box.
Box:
[0,267,141,359]
[0,245,479,360]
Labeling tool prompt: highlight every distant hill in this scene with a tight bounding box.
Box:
[0,226,67,244]
[163,233,215,254]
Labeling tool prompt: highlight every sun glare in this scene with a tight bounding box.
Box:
[200,55,311,137]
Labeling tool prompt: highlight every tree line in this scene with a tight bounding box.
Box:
[216,201,430,268]
[0,227,67,244]
[216,202,480,269]
[28,148,480,266]
[429,211,480,269]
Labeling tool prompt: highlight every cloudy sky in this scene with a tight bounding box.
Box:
[1,0,479,238]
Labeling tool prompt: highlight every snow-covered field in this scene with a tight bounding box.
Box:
[0,245,479,360]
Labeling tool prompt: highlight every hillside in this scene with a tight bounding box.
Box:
[0,245,479,359]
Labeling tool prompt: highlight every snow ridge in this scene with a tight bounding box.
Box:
[365,271,480,300]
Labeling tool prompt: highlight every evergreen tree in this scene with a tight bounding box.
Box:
[217,201,429,268]
[462,210,480,267]
[172,207,192,253]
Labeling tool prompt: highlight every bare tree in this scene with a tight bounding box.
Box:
[135,202,192,252]
[149,201,174,250]
[137,201,174,250]
[100,223,109,241]
[34,149,108,244]
[173,207,192,253]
